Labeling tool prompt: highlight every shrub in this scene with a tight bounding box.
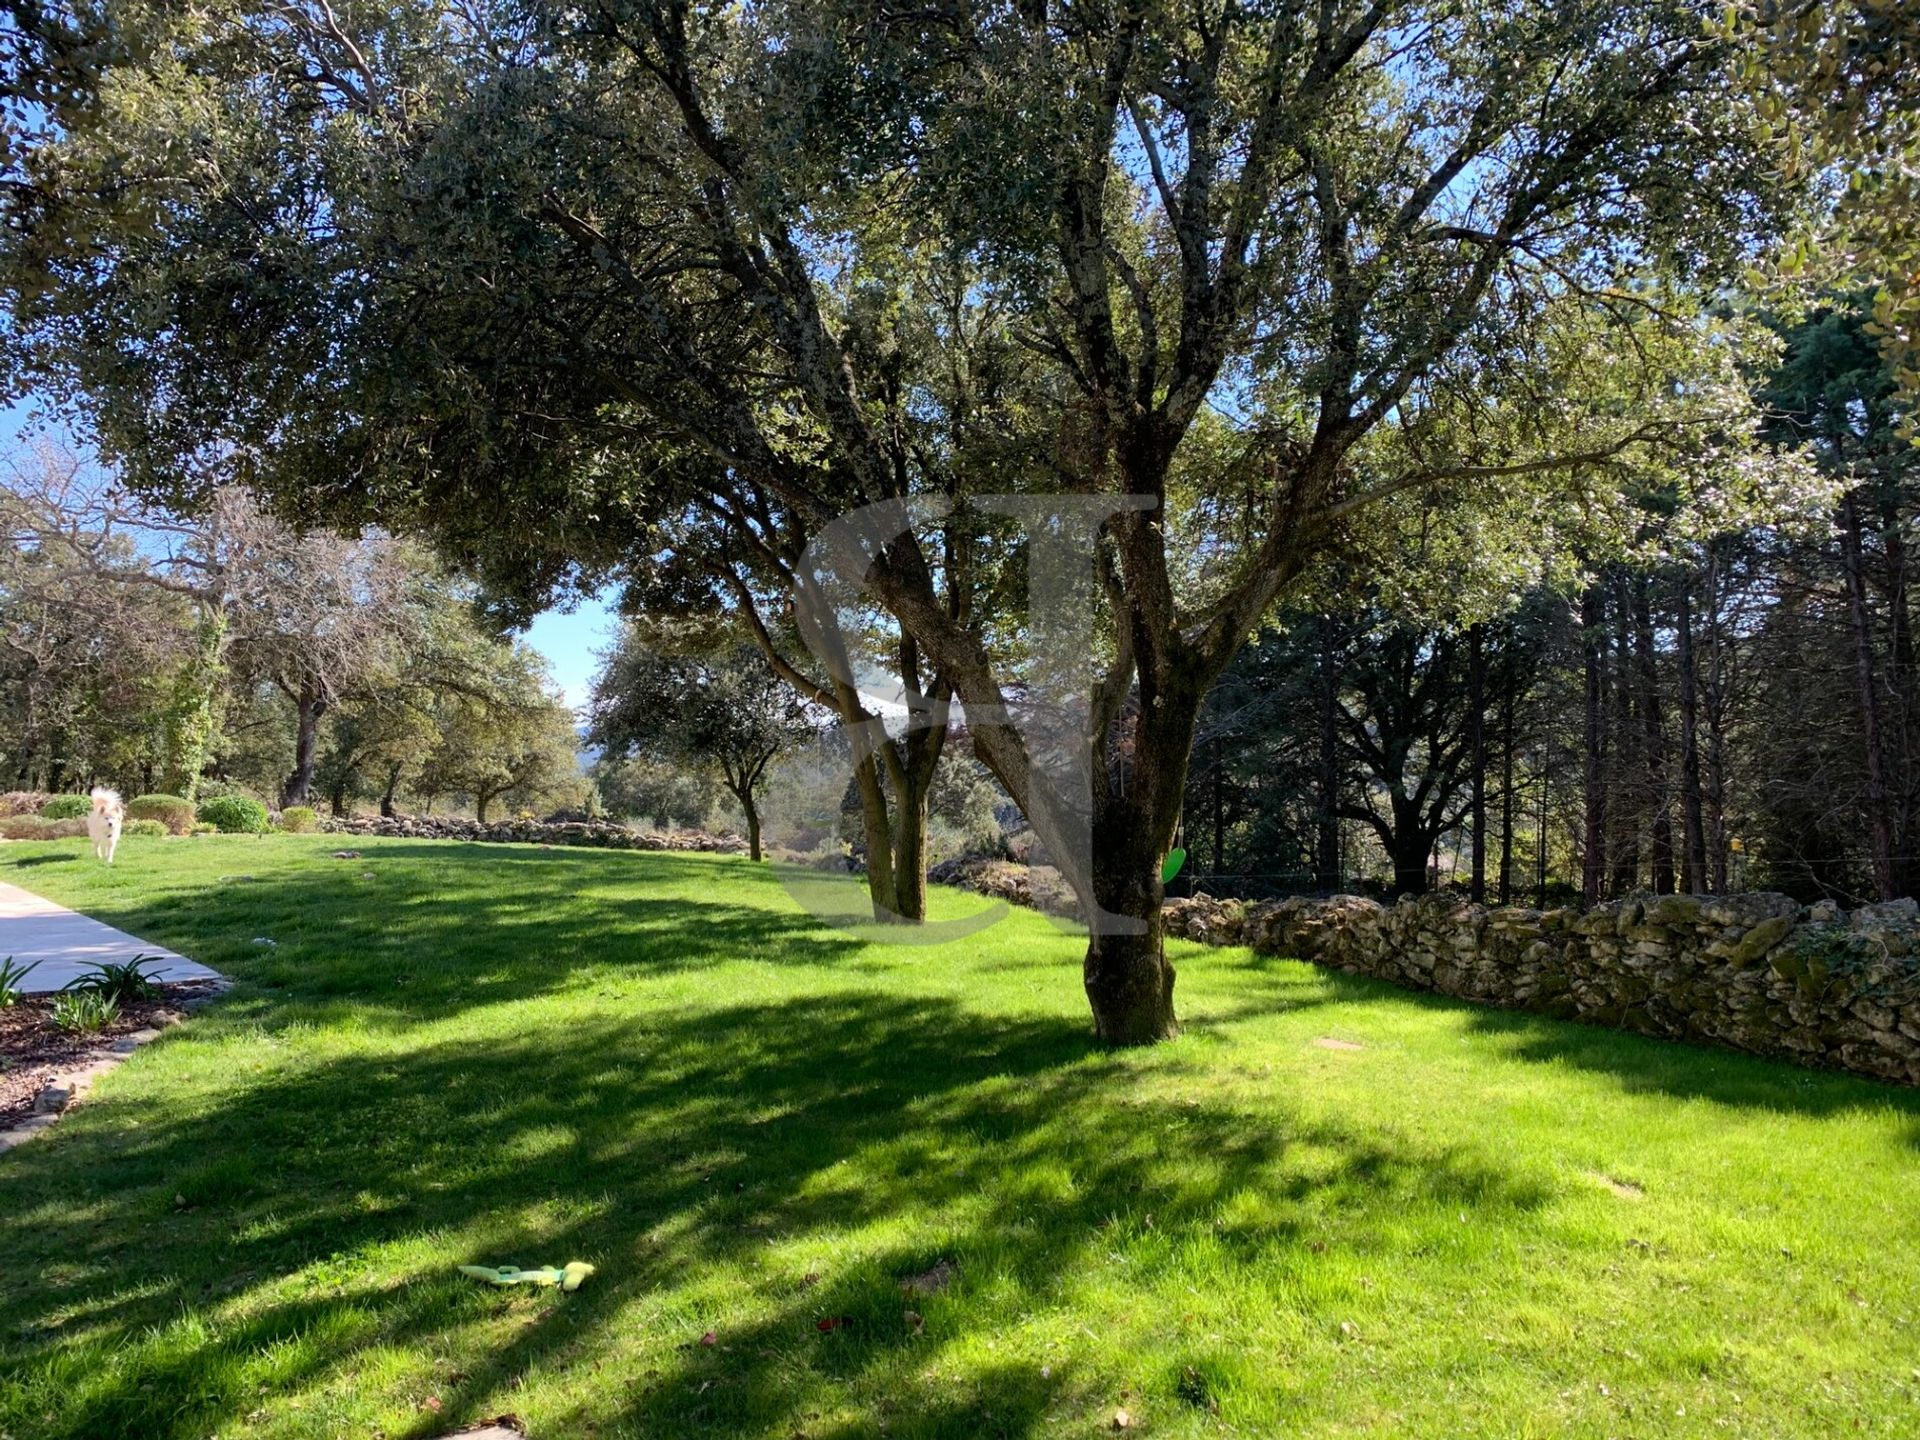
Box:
[124,818,168,838]
[278,805,319,833]
[198,794,271,834]
[0,791,49,817]
[39,794,90,820]
[128,794,196,834]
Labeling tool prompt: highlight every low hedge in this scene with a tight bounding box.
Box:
[124,818,168,838]
[127,794,196,835]
[278,805,319,833]
[198,794,272,834]
[38,794,91,820]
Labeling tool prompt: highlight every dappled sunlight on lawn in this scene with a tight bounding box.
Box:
[1,836,1917,1438]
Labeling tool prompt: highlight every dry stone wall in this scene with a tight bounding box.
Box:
[322,814,746,853]
[1166,890,1920,1085]
[929,859,1920,1085]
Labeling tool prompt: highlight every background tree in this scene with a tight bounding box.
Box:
[590,627,812,861]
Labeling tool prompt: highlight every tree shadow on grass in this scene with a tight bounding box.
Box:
[0,985,1551,1440]
[41,845,881,1026]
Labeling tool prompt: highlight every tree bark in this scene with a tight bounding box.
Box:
[380,762,402,818]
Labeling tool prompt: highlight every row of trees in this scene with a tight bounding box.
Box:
[1180,302,1915,908]
[0,448,582,818]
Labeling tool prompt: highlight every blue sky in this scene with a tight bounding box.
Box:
[2,400,618,712]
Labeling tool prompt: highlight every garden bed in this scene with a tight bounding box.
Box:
[0,982,216,1128]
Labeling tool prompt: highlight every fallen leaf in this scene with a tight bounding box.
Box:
[699,1330,717,1347]
[423,1396,442,1413]
[1112,1407,1134,1430]
[904,1309,924,1335]
[816,1316,852,1332]
[1339,1320,1358,1340]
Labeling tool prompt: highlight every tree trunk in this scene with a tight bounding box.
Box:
[1316,624,1341,892]
[1083,849,1175,1045]
[1880,497,1919,897]
[1841,491,1898,899]
[849,746,901,916]
[1581,585,1607,904]
[1391,824,1435,897]
[476,790,494,823]
[742,792,763,861]
[380,763,402,818]
[329,780,349,817]
[1703,543,1731,893]
[1675,569,1708,893]
[1633,576,1675,895]
[1468,623,1487,903]
[889,774,930,923]
[1608,575,1639,895]
[280,682,325,808]
[1499,684,1516,904]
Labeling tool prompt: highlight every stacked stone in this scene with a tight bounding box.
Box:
[319,814,746,853]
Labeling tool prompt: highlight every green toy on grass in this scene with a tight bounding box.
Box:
[460,1261,595,1292]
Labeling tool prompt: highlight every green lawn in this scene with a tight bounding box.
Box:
[1,836,1916,1439]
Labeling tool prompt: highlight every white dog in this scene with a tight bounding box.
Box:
[87,787,124,865]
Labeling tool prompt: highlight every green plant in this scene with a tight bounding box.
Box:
[0,956,40,1006]
[66,956,162,1005]
[278,805,319,834]
[197,794,271,834]
[127,794,196,835]
[38,794,89,820]
[50,990,118,1034]
[124,818,168,838]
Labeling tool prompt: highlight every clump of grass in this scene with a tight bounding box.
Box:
[50,990,118,1034]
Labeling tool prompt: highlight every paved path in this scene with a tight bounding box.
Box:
[0,880,223,992]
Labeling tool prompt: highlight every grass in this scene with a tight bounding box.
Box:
[0,835,1917,1439]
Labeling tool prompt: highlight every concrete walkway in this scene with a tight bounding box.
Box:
[0,880,223,992]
